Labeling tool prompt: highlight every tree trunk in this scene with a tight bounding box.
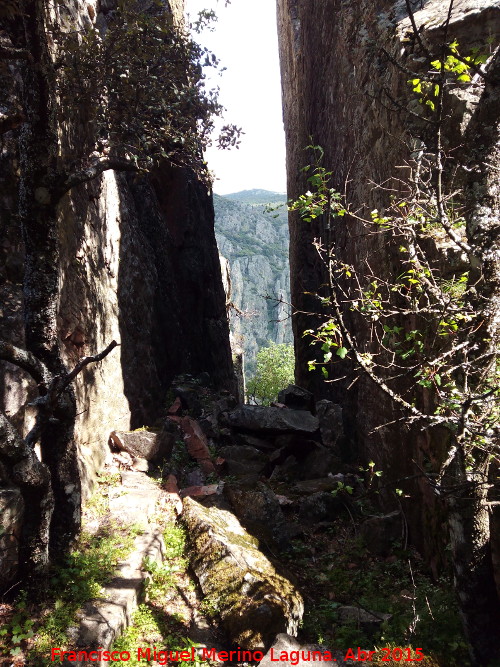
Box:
[0,413,54,581]
[446,452,500,665]
[464,50,500,362]
[17,0,82,559]
[455,45,500,666]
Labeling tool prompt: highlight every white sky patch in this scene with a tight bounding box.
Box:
[185,0,287,195]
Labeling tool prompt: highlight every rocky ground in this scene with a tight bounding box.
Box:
[0,376,468,666]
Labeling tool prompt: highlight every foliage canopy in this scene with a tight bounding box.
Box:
[246,342,295,405]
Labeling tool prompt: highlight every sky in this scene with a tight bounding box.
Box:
[185,0,287,195]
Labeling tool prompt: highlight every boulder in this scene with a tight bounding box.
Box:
[360,511,402,556]
[219,445,268,477]
[182,497,303,650]
[298,492,342,524]
[298,444,340,480]
[293,476,345,494]
[278,385,315,412]
[224,481,291,548]
[267,436,333,481]
[269,456,299,482]
[225,406,319,435]
[315,400,343,453]
[234,432,278,452]
[336,605,392,637]
[180,484,220,499]
[172,377,204,417]
[109,429,173,461]
[185,468,205,487]
[0,488,24,589]
[274,434,318,456]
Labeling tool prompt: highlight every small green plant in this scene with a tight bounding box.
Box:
[21,526,136,664]
[113,606,210,667]
[84,470,122,518]
[112,604,169,666]
[143,557,179,601]
[408,39,489,112]
[163,523,187,560]
[0,594,34,658]
[331,481,354,497]
[170,438,197,472]
[142,524,187,602]
[199,594,221,618]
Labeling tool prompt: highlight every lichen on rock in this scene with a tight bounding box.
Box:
[182,496,303,650]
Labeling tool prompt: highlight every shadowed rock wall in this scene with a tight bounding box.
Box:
[0,0,234,508]
[277,0,500,563]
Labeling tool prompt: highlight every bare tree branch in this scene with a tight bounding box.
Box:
[404,0,432,60]
[61,340,120,389]
[58,157,143,196]
[0,341,50,389]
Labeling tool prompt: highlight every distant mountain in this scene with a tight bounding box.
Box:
[222,189,287,206]
[214,191,292,378]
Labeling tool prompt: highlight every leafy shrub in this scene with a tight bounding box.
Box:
[246,342,295,405]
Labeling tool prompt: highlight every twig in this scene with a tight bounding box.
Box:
[61,340,120,388]
[404,0,432,60]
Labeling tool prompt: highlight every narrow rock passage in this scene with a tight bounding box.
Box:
[60,377,466,667]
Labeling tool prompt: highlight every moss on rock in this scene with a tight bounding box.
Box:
[182,497,303,650]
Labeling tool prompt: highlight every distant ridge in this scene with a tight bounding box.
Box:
[221,189,287,205]
[213,191,291,376]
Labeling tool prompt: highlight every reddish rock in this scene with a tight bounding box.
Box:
[164,474,182,514]
[180,484,219,499]
[181,417,215,475]
[181,417,210,456]
[164,474,179,494]
[167,396,183,416]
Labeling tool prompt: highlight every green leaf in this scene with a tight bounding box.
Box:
[336,347,348,359]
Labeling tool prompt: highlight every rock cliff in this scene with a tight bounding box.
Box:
[0,0,234,508]
[214,191,292,376]
[277,0,500,557]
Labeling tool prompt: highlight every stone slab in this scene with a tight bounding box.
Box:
[226,406,319,434]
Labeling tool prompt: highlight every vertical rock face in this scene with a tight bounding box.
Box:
[57,163,235,494]
[214,192,292,377]
[0,0,234,506]
[276,0,500,555]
